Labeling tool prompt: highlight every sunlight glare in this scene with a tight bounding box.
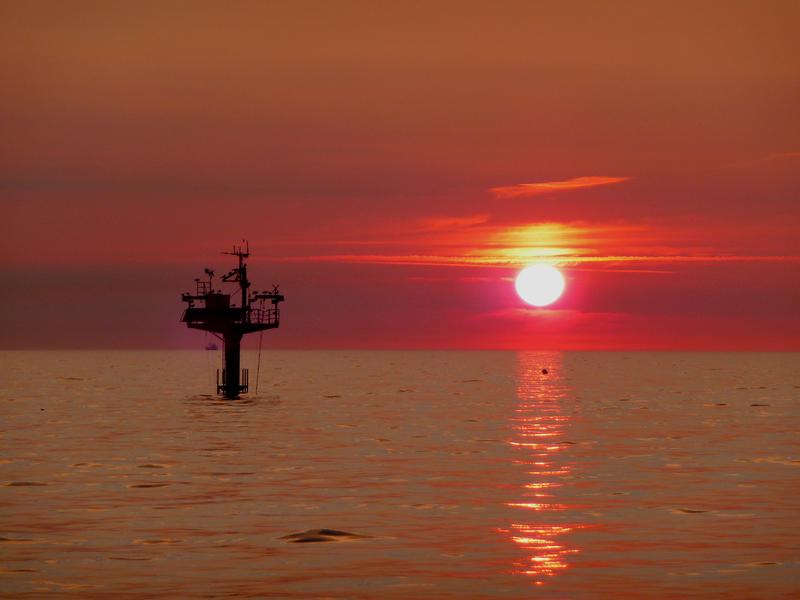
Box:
[515,265,565,307]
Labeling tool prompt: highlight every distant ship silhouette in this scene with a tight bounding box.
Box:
[205,343,218,351]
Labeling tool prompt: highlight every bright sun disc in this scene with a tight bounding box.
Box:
[515,264,565,307]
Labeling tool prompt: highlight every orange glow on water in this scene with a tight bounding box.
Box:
[525,482,561,489]
[503,352,584,585]
[507,502,570,511]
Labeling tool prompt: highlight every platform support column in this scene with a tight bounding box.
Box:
[223,331,242,399]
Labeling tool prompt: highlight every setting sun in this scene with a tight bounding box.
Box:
[515,264,566,307]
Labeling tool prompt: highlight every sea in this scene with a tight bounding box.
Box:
[1,351,798,598]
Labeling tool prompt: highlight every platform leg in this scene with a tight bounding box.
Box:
[223,332,242,398]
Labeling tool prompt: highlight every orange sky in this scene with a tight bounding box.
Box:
[1,1,799,349]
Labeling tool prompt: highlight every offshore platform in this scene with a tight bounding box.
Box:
[180,243,284,398]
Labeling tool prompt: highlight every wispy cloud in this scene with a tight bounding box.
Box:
[415,214,490,230]
[727,151,800,169]
[252,211,800,271]
[273,253,800,268]
[489,176,630,200]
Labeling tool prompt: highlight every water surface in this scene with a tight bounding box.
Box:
[1,351,798,597]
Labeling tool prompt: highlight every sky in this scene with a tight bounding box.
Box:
[1,1,799,349]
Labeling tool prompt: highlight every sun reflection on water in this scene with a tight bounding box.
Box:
[501,351,582,586]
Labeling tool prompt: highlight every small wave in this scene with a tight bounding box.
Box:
[279,529,371,543]
[128,483,170,488]
[5,481,47,487]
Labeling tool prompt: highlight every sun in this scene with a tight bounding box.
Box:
[515,264,565,307]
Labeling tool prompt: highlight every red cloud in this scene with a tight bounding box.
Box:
[489,176,630,200]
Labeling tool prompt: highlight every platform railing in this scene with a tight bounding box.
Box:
[216,368,249,394]
[249,307,279,325]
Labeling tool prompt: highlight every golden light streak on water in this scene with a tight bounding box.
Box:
[502,351,584,586]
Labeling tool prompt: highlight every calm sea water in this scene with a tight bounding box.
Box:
[1,351,798,598]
